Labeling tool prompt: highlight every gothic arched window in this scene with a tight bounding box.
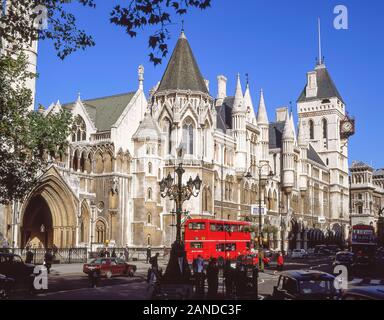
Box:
[322,118,328,139]
[183,119,194,155]
[309,119,314,140]
[147,212,152,224]
[148,162,152,174]
[162,118,172,155]
[147,188,152,200]
[72,116,87,142]
[96,220,106,244]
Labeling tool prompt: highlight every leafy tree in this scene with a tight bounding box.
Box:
[110,0,212,65]
[0,0,212,64]
[0,53,72,204]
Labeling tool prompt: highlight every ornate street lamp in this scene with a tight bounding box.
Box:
[245,161,274,267]
[159,146,202,284]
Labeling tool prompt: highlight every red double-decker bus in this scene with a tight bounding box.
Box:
[184,218,252,263]
[351,224,377,265]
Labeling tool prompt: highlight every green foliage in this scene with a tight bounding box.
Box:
[262,225,279,235]
[0,54,72,204]
[0,0,96,60]
[0,0,212,64]
[110,0,212,65]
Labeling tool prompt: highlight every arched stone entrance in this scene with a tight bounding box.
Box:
[22,195,53,248]
[20,167,78,248]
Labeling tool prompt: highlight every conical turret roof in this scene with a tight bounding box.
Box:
[157,31,208,94]
[257,89,269,124]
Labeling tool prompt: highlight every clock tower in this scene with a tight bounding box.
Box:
[296,24,354,223]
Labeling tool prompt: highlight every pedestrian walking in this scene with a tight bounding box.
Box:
[44,249,53,274]
[276,251,284,272]
[146,246,151,263]
[105,248,110,257]
[89,270,100,288]
[193,255,205,296]
[252,265,259,296]
[119,252,126,261]
[150,252,159,270]
[207,258,219,299]
[25,246,34,264]
[234,262,247,298]
[111,248,116,258]
[224,260,234,297]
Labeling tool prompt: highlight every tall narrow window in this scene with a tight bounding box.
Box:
[96,220,106,244]
[72,116,87,142]
[183,119,194,155]
[147,188,152,200]
[322,118,328,139]
[309,119,314,140]
[148,162,152,174]
[162,118,172,155]
[147,212,152,224]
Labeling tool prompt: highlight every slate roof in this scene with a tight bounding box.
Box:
[351,161,370,168]
[216,97,234,133]
[63,92,135,132]
[297,66,344,104]
[308,144,326,167]
[157,32,208,94]
[269,122,285,149]
[132,113,161,141]
[374,169,384,177]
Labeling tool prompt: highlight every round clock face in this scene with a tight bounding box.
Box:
[342,121,353,132]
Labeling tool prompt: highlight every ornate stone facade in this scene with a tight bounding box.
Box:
[0,31,352,250]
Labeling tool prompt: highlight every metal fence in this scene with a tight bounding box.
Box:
[92,247,170,262]
[8,248,88,264]
[3,247,170,264]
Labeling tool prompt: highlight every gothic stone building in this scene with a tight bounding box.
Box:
[349,161,384,227]
[0,31,352,251]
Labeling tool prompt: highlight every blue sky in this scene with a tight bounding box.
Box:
[35,0,384,168]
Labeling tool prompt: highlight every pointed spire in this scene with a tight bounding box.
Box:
[290,111,297,142]
[244,79,257,125]
[283,111,294,140]
[233,73,244,112]
[77,91,81,102]
[298,118,307,146]
[157,29,207,93]
[316,17,325,68]
[138,65,144,90]
[257,89,269,124]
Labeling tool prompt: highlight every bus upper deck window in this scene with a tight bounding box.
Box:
[189,222,206,230]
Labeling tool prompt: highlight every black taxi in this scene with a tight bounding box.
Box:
[272,270,339,300]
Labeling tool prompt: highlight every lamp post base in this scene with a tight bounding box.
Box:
[155,241,192,300]
[161,241,191,285]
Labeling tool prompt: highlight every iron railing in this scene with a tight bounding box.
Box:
[3,247,170,264]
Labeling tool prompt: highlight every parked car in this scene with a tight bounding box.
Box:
[375,247,384,264]
[0,253,35,292]
[314,245,327,255]
[333,251,355,271]
[272,270,339,300]
[83,257,137,278]
[0,274,15,299]
[341,286,384,300]
[291,249,307,259]
[307,248,315,255]
[327,245,341,255]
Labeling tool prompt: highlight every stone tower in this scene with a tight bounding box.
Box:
[297,59,350,220]
[232,74,247,173]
